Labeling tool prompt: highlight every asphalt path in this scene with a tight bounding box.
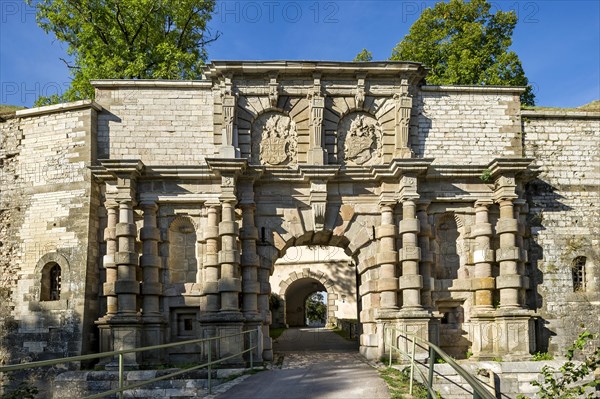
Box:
[213,327,390,399]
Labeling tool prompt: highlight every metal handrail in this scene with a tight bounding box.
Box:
[0,326,261,398]
[384,325,496,399]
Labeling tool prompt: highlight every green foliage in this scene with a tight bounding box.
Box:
[480,168,492,182]
[465,349,473,359]
[354,48,373,62]
[391,0,534,105]
[269,293,282,311]
[532,351,554,361]
[1,379,39,399]
[305,292,327,324]
[518,331,600,399]
[28,0,217,105]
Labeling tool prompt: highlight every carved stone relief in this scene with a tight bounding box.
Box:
[251,113,297,165]
[337,112,382,166]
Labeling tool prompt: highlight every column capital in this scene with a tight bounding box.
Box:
[139,200,158,211]
[474,199,493,208]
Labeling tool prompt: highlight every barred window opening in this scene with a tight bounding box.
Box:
[41,263,61,301]
[572,256,586,292]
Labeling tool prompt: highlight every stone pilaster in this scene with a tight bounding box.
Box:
[139,201,164,364]
[399,199,422,310]
[257,245,273,361]
[472,200,495,310]
[376,203,399,312]
[219,74,237,158]
[394,79,413,158]
[416,201,433,309]
[202,204,220,313]
[308,73,326,165]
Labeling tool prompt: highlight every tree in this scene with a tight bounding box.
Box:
[305,292,327,324]
[354,48,373,62]
[29,0,218,105]
[391,0,534,105]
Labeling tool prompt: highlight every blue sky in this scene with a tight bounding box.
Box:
[1,0,598,108]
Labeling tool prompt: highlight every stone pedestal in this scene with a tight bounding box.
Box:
[199,312,245,365]
[495,310,536,360]
[471,310,535,360]
[378,310,439,362]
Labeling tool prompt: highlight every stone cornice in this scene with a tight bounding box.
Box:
[421,85,526,94]
[91,80,212,88]
[16,100,103,118]
[521,109,600,119]
[204,60,428,83]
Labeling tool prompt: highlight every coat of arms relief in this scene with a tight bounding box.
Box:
[338,113,382,165]
[251,113,297,165]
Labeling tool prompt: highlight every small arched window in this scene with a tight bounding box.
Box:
[41,262,61,301]
[572,256,587,292]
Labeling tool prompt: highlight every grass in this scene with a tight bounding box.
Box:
[379,367,430,399]
[269,327,286,340]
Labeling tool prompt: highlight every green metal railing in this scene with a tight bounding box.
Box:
[384,326,496,399]
[0,326,261,399]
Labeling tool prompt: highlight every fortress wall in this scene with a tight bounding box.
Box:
[522,111,600,355]
[416,87,522,164]
[94,82,215,165]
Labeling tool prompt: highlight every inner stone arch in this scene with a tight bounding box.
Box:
[251,111,298,166]
[270,245,357,329]
[337,111,382,166]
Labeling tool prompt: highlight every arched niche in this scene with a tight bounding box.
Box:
[167,217,198,285]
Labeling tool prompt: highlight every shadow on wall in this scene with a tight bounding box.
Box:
[525,178,574,353]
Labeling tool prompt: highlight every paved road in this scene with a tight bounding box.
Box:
[213,327,390,399]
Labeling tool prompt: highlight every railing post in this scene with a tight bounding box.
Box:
[427,345,435,399]
[118,353,124,399]
[250,330,254,370]
[208,341,212,395]
[409,335,416,395]
[388,327,392,367]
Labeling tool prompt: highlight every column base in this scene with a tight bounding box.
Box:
[308,147,326,165]
[141,317,166,366]
[470,310,497,360]
[103,318,142,370]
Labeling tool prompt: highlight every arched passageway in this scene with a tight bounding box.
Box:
[284,278,327,327]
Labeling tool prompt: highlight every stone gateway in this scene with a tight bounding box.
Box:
[0,61,598,368]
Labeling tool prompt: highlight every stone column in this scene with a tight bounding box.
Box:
[240,203,260,320]
[399,199,422,310]
[376,203,399,311]
[139,201,164,364]
[96,200,118,355]
[202,204,220,313]
[104,201,119,317]
[514,200,529,307]
[496,199,522,309]
[257,246,274,361]
[219,200,242,312]
[111,199,141,368]
[472,200,495,310]
[416,201,433,309]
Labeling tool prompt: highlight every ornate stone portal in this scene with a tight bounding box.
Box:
[7,61,594,371]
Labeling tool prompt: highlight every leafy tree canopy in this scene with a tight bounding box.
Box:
[29,0,217,105]
[391,0,534,105]
[354,48,373,62]
[306,292,327,324]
